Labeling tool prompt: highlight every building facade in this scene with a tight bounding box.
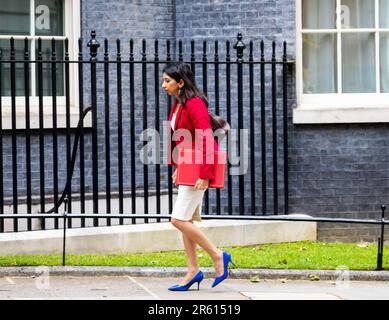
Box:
[1,0,389,242]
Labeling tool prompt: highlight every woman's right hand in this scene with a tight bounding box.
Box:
[172,168,177,184]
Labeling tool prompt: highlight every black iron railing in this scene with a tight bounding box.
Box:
[0,31,293,233]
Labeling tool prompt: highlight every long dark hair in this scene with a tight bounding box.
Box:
[163,62,208,107]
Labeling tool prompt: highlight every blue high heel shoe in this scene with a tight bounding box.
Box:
[212,251,235,288]
[168,270,204,291]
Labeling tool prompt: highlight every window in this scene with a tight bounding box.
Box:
[0,0,84,129]
[295,0,389,123]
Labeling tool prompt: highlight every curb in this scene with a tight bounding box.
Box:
[0,266,388,281]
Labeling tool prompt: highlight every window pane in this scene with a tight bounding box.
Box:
[342,33,375,93]
[35,40,64,96]
[381,33,389,93]
[341,0,375,29]
[0,40,31,96]
[303,34,337,93]
[0,0,30,35]
[35,0,64,36]
[302,0,336,29]
[380,0,389,28]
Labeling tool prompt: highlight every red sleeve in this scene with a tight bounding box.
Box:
[186,97,215,180]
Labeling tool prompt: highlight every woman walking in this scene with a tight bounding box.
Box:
[162,62,234,291]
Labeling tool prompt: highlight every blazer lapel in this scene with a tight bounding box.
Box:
[174,104,183,131]
[168,99,178,122]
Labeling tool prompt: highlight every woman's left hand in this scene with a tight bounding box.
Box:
[194,178,209,190]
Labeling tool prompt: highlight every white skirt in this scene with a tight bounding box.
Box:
[171,185,205,222]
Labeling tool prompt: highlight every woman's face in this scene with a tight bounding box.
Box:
[162,72,184,97]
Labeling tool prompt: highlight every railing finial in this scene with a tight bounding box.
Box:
[87,30,100,61]
[233,32,246,62]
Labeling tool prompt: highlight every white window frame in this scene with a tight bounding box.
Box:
[294,0,389,123]
[0,0,91,129]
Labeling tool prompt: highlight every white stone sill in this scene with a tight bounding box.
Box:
[293,106,389,124]
[1,106,92,130]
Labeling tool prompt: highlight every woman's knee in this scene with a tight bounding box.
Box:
[171,218,189,229]
[171,218,181,229]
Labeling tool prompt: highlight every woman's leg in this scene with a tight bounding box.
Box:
[179,222,200,284]
[171,218,224,277]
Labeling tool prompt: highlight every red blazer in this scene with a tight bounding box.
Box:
[168,96,219,180]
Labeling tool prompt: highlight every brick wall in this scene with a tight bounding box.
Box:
[289,124,389,242]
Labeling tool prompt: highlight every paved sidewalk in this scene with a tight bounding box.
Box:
[0,275,389,300]
[0,267,388,300]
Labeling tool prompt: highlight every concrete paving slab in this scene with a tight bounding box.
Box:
[133,277,248,300]
[1,276,389,300]
[0,276,154,300]
[225,279,389,300]
[240,292,340,300]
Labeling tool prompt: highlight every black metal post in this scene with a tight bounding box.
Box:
[271,41,278,215]
[87,30,100,226]
[37,38,45,226]
[65,38,72,226]
[10,38,18,231]
[234,33,246,215]
[51,39,59,229]
[62,197,68,267]
[226,40,232,216]
[282,41,289,215]
[104,38,111,226]
[154,39,161,222]
[260,40,267,216]
[249,40,255,215]
[142,39,149,223]
[117,39,124,224]
[178,40,183,62]
[376,205,386,271]
[24,38,32,229]
[129,38,136,224]
[78,37,86,228]
[191,39,195,77]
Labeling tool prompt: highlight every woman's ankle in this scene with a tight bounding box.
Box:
[211,249,223,261]
[187,267,200,274]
